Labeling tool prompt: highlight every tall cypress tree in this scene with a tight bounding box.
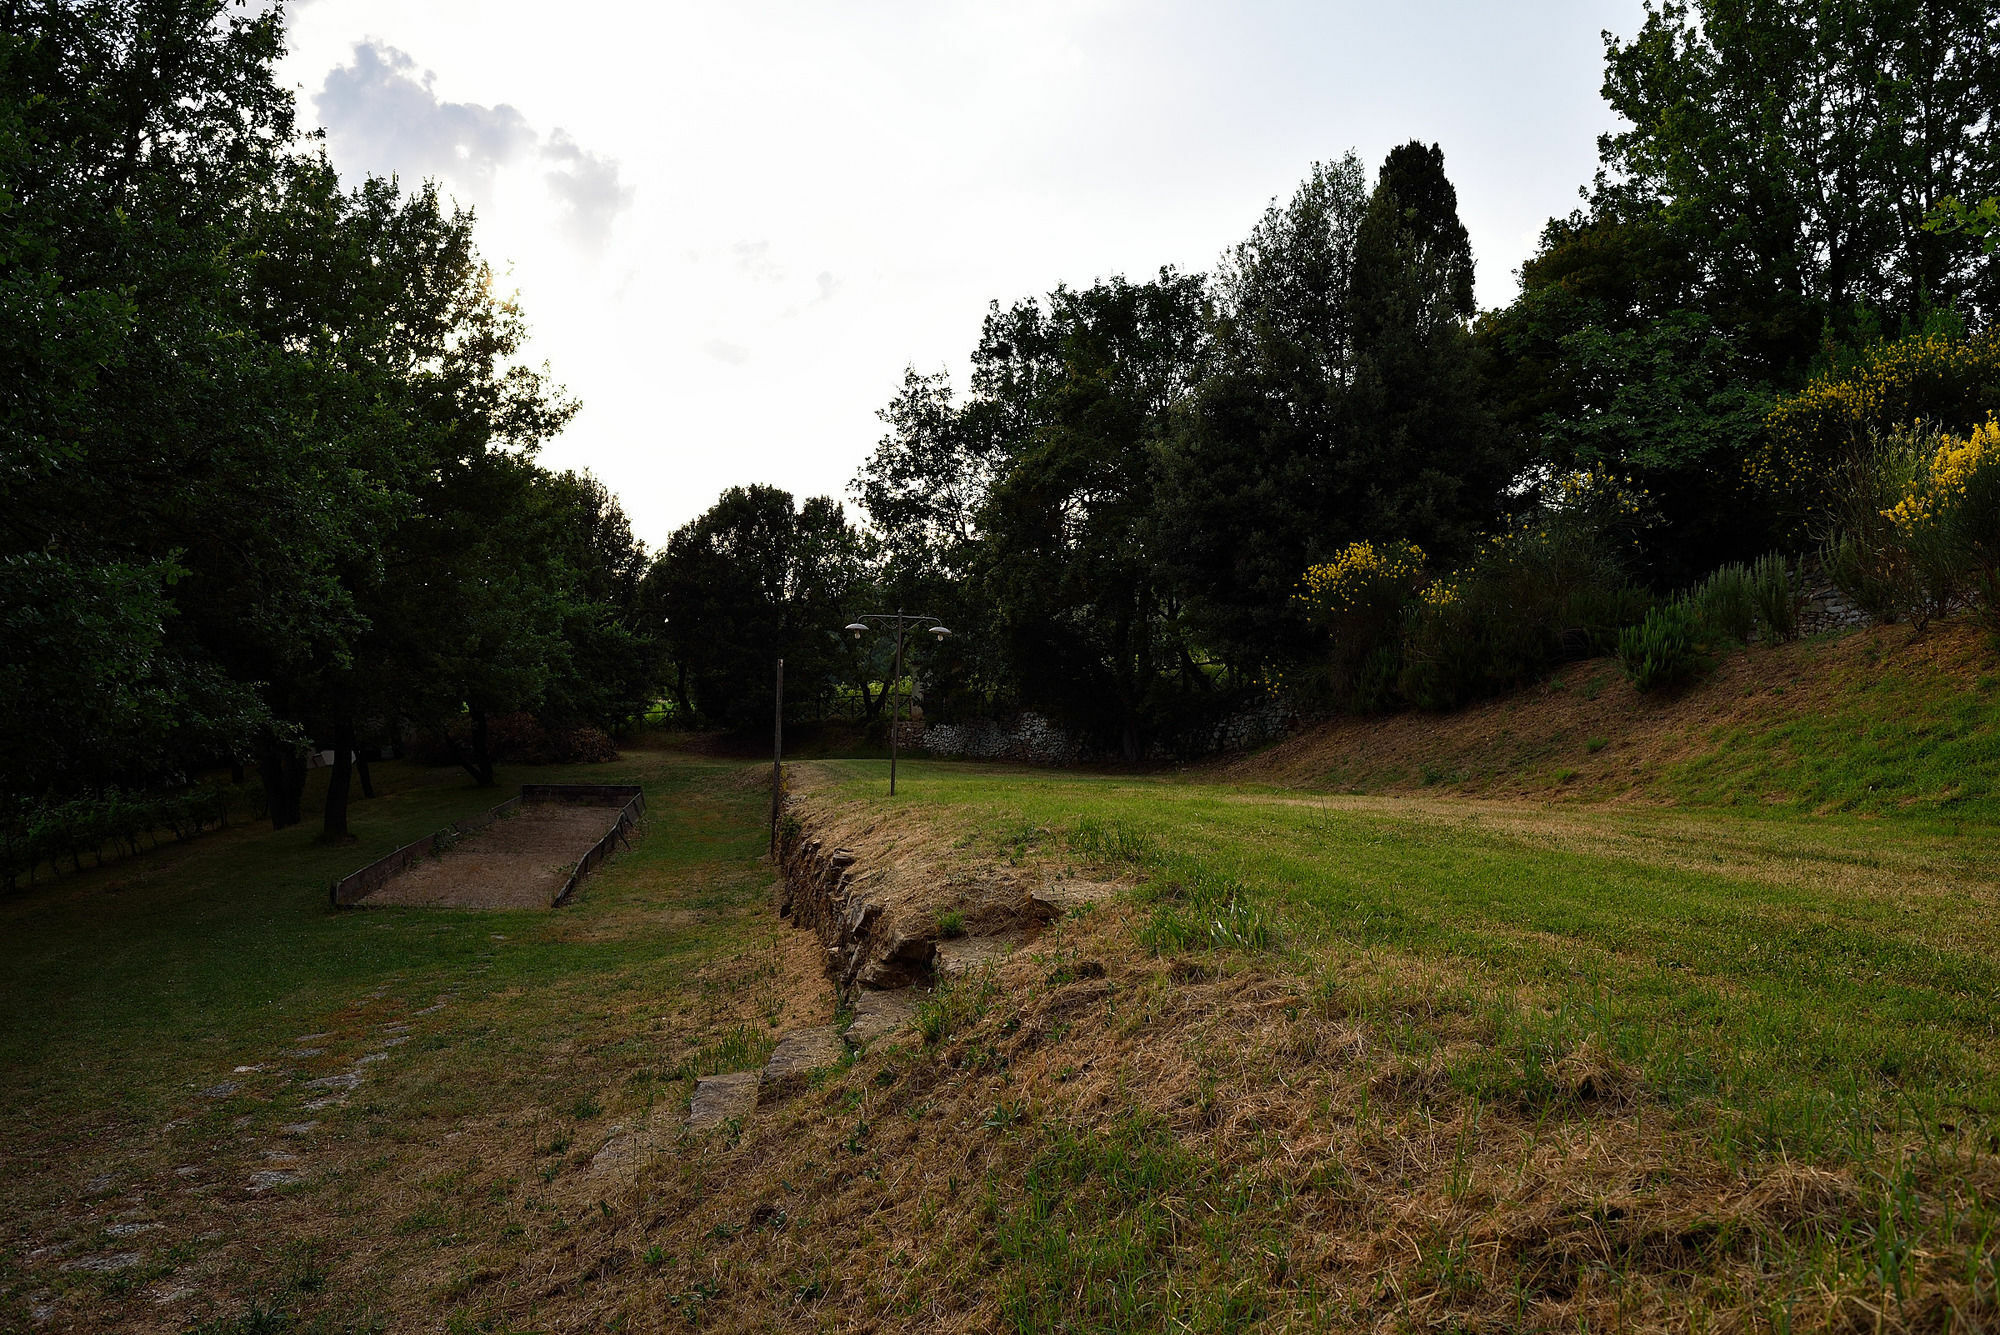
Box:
[1337,142,1509,562]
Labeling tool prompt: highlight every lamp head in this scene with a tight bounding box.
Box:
[844,622,869,640]
[929,625,952,640]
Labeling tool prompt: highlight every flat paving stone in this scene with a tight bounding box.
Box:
[935,934,1026,979]
[687,1071,759,1131]
[248,1170,301,1190]
[846,990,918,1046]
[763,1027,845,1080]
[62,1253,141,1273]
[196,1082,239,1099]
[588,1127,647,1175]
[104,1223,158,1238]
[1030,879,1121,914]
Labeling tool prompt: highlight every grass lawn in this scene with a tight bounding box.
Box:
[768,760,2000,1330]
[0,749,828,1333]
[7,735,2000,1331]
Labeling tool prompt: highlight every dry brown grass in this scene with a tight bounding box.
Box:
[448,884,2000,1333]
[1225,620,1998,810]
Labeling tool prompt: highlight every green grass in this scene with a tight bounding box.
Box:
[0,749,788,1332]
[821,759,2000,1160]
[785,759,2000,1326]
[1661,659,2000,816]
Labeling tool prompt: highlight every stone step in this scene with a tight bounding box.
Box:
[1029,878,1121,916]
[935,933,1027,979]
[686,1070,759,1132]
[758,1026,845,1103]
[845,989,918,1046]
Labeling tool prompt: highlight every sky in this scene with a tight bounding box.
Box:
[275,0,1647,549]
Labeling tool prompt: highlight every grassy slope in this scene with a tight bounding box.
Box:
[1232,618,2000,822]
[705,758,2000,1330]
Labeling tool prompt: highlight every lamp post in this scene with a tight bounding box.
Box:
[843,610,952,795]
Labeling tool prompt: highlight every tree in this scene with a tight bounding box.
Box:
[1155,156,1372,677]
[647,486,870,730]
[1338,141,1509,560]
[977,271,1213,760]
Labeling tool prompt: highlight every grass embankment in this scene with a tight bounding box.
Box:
[1237,619,2000,820]
[0,750,828,1333]
[669,759,1998,1332]
[7,625,2000,1332]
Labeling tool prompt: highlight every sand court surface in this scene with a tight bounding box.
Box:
[362,804,622,909]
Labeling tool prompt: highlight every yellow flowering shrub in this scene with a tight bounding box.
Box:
[1296,541,1426,620]
[1295,541,1426,709]
[1758,330,2000,510]
[1883,419,2000,626]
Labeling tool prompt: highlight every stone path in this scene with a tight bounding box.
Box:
[686,1071,760,1132]
[35,983,455,1311]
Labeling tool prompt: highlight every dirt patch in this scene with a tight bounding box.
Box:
[361,805,617,909]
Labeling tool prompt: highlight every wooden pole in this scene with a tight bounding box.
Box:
[889,611,903,796]
[770,657,784,854]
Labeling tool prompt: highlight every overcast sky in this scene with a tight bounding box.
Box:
[276,0,1645,548]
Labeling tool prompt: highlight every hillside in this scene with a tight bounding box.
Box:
[1228,618,2000,821]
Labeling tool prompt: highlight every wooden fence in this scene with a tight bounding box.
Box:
[328,784,644,909]
[548,786,646,907]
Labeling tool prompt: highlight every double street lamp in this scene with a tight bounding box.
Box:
[844,611,951,795]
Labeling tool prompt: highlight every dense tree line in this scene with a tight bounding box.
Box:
[650,0,2000,759]
[13,0,2000,865]
[0,0,657,870]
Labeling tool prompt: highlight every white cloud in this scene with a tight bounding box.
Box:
[542,129,633,248]
[315,41,631,247]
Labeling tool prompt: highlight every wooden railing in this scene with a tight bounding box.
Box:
[548,786,646,907]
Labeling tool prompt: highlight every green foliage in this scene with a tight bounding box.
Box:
[1758,329,2000,524]
[1618,600,1706,693]
[975,270,1215,760]
[1397,468,1651,710]
[0,3,652,845]
[644,485,872,731]
[1748,554,1802,643]
[1294,540,1427,710]
[1693,564,1757,645]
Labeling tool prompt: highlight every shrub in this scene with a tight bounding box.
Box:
[1618,600,1706,692]
[1886,418,2000,629]
[1693,563,1757,644]
[1296,541,1426,710]
[1748,553,1802,642]
[1820,431,1928,626]
[1395,467,1651,711]
[1759,326,2000,520]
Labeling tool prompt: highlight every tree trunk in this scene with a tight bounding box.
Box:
[321,722,355,842]
[469,708,496,786]
[257,735,305,830]
[356,754,375,799]
[669,663,695,725]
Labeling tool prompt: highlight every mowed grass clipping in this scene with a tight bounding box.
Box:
[777,758,2000,1328]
